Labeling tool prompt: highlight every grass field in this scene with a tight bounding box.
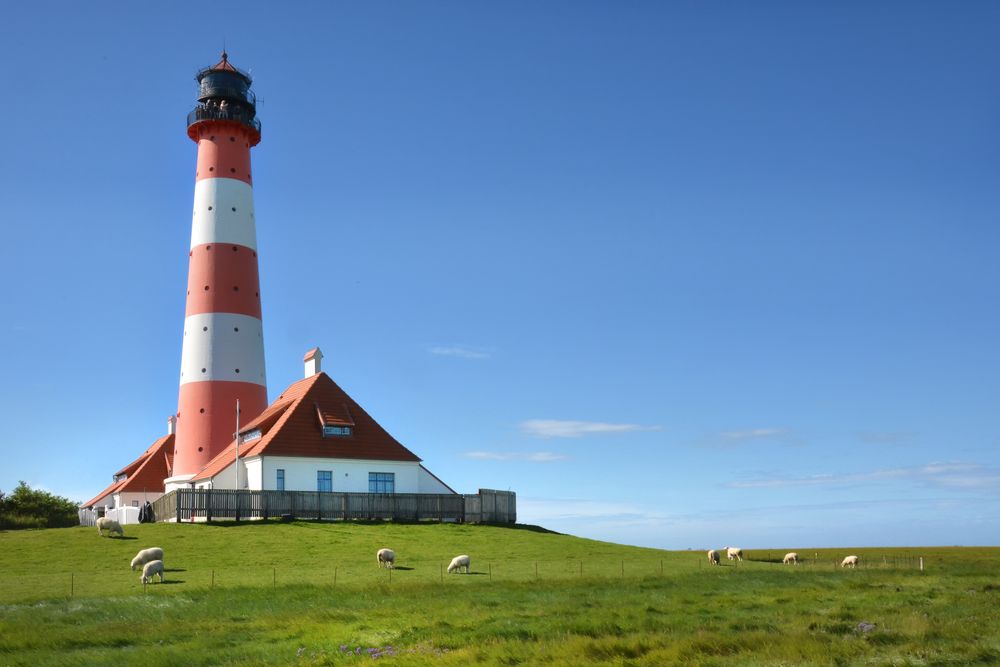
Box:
[0,522,998,665]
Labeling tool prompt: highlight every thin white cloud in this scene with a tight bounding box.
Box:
[462,451,569,462]
[520,419,661,439]
[721,427,789,441]
[727,462,1000,491]
[427,345,492,360]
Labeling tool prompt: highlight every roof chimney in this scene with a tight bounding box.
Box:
[167,415,177,435]
[304,347,323,378]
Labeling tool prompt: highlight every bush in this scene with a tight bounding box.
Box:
[0,482,79,529]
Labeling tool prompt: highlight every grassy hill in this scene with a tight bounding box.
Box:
[1,521,998,665]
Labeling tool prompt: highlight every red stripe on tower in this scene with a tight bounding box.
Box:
[169,53,268,485]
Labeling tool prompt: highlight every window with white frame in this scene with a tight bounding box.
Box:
[317,470,332,492]
[323,425,352,437]
[369,472,395,494]
[276,468,285,491]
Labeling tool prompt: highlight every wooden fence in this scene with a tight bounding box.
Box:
[149,488,515,524]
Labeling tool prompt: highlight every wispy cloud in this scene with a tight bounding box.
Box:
[721,427,789,441]
[427,345,492,360]
[520,420,661,439]
[463,451,569,462]
[727,462,1000,491]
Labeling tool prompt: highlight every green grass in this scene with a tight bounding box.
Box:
[1,522,998,665]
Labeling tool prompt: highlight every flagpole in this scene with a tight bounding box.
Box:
[235,399,241,490]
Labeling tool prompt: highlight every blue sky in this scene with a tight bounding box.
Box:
[1,2,998,549]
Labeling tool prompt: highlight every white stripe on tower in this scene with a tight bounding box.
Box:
[171,53,268,480]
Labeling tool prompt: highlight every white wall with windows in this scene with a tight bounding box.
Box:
[256,456,427,493]
[115,491,163,509]
[191,456,455,494]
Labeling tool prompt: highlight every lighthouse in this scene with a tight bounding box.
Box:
[166,53,268,488]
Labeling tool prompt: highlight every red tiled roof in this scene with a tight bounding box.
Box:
[82,434,174,507]
[192,373,421,481]
[303,347,321,361]
[210,51,239,73]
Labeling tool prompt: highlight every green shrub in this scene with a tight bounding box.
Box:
[0,482,78,529]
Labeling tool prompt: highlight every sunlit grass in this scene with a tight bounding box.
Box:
[0,522,998,665]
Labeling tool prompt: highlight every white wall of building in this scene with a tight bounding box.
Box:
[256,456,423,493]
[418,466,456,494]
[115,491,163,508]
[199,456,455,494]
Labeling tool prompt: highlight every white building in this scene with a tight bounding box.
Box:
[188,348,456,495]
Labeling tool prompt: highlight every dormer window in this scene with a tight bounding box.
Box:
[241,428,262,444]
[316,401,355,437]
[113,473,127,483]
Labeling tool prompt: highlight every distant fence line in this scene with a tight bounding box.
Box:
[6,555,931,604]
[147,488,516,524]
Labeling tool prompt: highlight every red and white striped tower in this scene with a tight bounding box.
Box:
[168,53,268,487]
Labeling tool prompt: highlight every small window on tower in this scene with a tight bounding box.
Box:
[323,425,352,437]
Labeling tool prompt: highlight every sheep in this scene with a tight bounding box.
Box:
[131,547,164,571]
[724,546,743,562]
[376,548,396,569]
[140,559,165,584]
[95,517,124,537]
[783,552,799,565]
[707,549,720,565]
[841,555,859,569]
[447,554,471,574]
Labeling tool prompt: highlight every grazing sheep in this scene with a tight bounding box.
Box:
[96,517,124,537]
[707,549,720,565]
[131,547,164,571]
[783,552,799,565]
[724,546,743,562]
[841,555,859,569]
[447,554,471,574]
[140,559,164,584]
[376,548,396,569]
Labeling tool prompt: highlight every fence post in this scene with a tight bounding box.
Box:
[176,491,181,523]
[919,557,924,572]
[206,489,212,523]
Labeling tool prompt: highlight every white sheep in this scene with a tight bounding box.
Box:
[96,517,124,537]
[141,559,165,584]
[783,552,799,565]
[376,548,395,569]
[447,554,471,574]
[724,546,743,562]
[131,547,164,571]
[707,549,720,565]
[841,555,859,569]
